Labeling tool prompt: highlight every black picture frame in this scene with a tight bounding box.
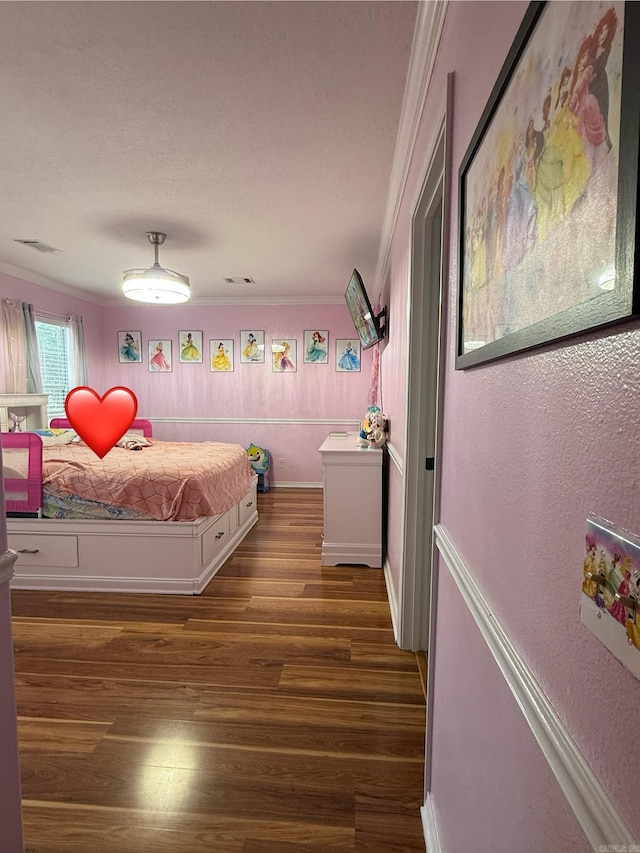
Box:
[456,1,640,369]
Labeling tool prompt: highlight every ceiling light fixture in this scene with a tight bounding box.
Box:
[122,232,190,304]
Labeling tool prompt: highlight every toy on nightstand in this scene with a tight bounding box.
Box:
[246,444,271,492]
[357,406,388,448]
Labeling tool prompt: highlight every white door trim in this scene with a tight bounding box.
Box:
[398,73,454,653]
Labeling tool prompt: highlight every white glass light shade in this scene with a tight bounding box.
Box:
[122,265,191,304]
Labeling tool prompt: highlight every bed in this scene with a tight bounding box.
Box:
[1,419,258,594]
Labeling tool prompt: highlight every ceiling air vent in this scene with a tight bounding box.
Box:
[14,239,61,254]
[224,276,255,284]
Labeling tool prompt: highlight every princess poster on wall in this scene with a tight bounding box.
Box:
[335,338,361,372]
[179,330,203,363]
[210,339,234,371]
[303,330,329,363]
[271,339,297,372]
[118,330,142,363]
[148,339,172,372]
[240,330,265,363]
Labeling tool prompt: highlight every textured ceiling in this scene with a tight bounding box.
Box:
[0,1,418,305]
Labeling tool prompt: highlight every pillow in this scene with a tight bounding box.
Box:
[116,433,151,450]
[34,428,79,447]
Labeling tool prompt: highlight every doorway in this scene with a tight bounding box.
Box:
[397,126,446,653]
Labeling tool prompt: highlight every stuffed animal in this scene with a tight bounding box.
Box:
[245,444,270,473]
[358,406,388,448]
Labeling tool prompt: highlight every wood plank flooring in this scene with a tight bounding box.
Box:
[10,488,427,852]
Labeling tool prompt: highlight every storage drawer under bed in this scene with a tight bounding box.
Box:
[9,533,79,567]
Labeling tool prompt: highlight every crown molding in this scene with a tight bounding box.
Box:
[0,262,105,305]
[373,0,448,300]
[100,295,345,308]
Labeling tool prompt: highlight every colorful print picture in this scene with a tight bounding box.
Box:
[210,339,234,372]
[179,330,203,363]
[118,330,142,363]
[303,330,329,363]
[335,338,361,372]
[148,339,172,372]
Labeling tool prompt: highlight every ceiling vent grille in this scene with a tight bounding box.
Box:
[224,276,255,284]
[14,238,61,254]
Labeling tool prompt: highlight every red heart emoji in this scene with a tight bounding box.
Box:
[65,387,138,458]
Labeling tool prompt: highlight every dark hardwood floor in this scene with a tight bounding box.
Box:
[10,488,427,852]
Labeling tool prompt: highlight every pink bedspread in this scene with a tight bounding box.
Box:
[42,440,253,521]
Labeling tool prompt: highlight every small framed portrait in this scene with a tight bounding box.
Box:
[178,330,203,363]
[210,339,234,372]
[303,330,329,363]
[240,330,265,363]
[148,339,172,372]
[271,338,297,372]
[118,330,142,363]
[335,338,361,372]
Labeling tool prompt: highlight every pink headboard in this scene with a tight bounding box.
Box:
[49,418,154,438]
[1,432,43,516]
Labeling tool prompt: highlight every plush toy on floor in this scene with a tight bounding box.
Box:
[246,443,271,492]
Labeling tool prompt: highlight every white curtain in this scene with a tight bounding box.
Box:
[68,314,87,387]
[2,298,27,393]
[22,303,44,394]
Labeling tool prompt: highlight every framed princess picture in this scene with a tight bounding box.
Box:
[210,339,234,372]
[335,339,361,372]
[178,330,203,364]
[148,339,172,372]
[240,330,265,363]
[271,339,297,372]
[457,1,640,368]
[118,330,142,363]
[303,330,329,363]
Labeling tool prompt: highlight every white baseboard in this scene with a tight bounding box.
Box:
[421,794,441,853]
[433,524,637,851]
[268,482,322,489]
[383,556,400,646]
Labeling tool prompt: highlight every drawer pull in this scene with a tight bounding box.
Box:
[17,548,40,554]
[215,531,225,540]
[246,500,253,507]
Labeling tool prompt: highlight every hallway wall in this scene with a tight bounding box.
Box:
[383,0,640,847]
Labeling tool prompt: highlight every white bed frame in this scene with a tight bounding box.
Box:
[7,474,257,594]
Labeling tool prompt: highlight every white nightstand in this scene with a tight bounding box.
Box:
[319,432,383,568]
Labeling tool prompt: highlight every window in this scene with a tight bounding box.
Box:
[34,317,74,419]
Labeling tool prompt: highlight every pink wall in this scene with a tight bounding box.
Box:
[102,303,373,483]
[383,0,640,845]
[0,275,375,482]
[430,568,586,852]
[0,459,23,851]
[0,273,107,392]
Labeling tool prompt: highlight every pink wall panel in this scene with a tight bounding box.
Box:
[0,274,376,481]
[0,580,23,853]
[102,303,373,421]
[0,273,108,393]
[430,565,588,853]
[0,463,23,851]
[385,0,640,843]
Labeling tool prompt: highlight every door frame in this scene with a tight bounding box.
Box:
[398,74,453,653]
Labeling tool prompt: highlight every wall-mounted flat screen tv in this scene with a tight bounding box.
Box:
[344,268,386,350]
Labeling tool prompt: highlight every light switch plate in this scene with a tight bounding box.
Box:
[580,515,640,681]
